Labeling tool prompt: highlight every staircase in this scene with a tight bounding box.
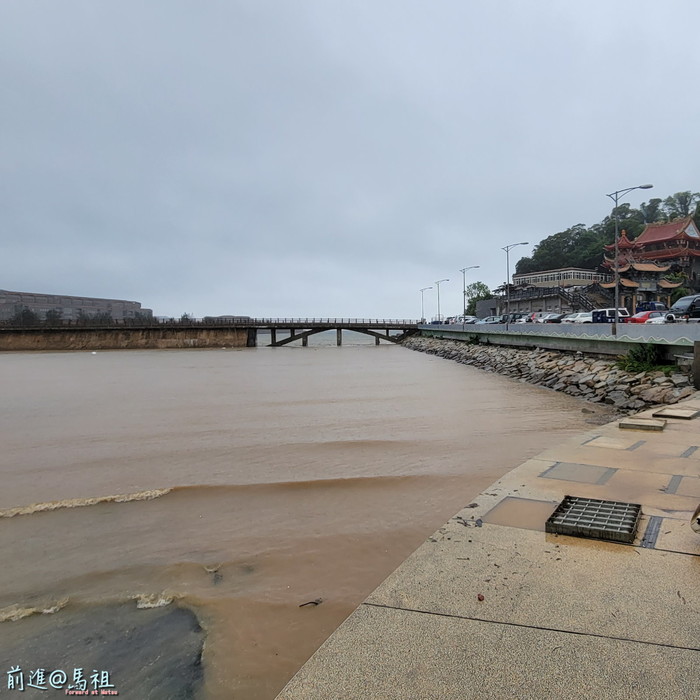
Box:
[557,287,592,311]
[557,284,614,311]
[583,283,615,308]
[505,284,613,312]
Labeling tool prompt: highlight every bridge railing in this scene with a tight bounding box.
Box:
[0,317,420,329]
[252,318,419,325]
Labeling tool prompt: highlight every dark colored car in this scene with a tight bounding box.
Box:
[669,294,700,319]
[635,301,668,313]
[541,313,566,323]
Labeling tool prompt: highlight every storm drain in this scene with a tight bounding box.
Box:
[545,495,642,544]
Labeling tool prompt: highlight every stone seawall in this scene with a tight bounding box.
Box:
[0,327,251,351]
[403,336,695,411]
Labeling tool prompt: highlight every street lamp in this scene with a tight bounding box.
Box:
[419,286,432,323]
[606,184,653,336]
[435,279,449,323]
[460,266,480,316]
[501,242,528,329]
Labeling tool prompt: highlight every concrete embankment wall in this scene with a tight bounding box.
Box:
[0,327,252,351]
[403,336,695,411]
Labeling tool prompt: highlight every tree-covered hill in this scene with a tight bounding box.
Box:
[515,191,700,275]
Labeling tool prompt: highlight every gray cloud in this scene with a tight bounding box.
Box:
[1,0,698,319]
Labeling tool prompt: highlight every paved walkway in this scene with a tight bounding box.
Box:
[278,397,700,699]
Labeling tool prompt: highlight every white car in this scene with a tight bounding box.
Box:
[591,308,631,322]
[562,312,592,323]
[645,313,676,324]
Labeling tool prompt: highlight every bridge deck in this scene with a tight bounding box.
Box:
[0,318,420,349]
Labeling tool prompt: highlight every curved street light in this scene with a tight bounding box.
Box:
[435,279,449,323]
[419,286,432,323]
[460,266,480,316]
[606,184,653,336]
[501,242,529,329]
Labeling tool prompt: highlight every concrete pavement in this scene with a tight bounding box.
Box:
[278,396,700,699]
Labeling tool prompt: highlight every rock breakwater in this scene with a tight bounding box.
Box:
[403,336,695,411]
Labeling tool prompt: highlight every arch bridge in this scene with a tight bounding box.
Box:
[247,318,419,346]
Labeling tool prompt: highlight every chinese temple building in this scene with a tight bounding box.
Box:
[601,216,699,309]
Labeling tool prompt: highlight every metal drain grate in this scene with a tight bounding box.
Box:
[545,495,642,544]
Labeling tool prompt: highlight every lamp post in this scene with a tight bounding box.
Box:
[606,184,653,336]
[460,265,480,316]
[419,286,432,323]
[501,242,528,329]
[435,279,449,323]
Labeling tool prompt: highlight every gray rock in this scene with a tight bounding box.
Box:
[671,374,690,387]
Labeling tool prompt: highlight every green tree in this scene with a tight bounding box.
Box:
[663,191,700,220]
[515,224,605,274]
[592,203,645,245]
[77,310,113,325]
[44,309,63,326]
[639,198,666,224]
[671,287,692,304]
[10,307,40,326]
[465,281,492,315]
[92,312,114,325]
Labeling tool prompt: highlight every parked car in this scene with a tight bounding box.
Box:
[669,294,700,320]
[635,301,668,313]
[541,313,566,323]
[561,312,592,323]
[475,315,504,324]
[591,308,631,323]
[645,314,674,324]
[443,315,478,324]
[627,310,667,324]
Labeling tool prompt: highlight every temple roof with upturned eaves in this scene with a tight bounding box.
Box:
[634,216,699,245]
[599,278,639,289]
[658,279,684,288]
[601,258,673,272]
[603,217,700,255]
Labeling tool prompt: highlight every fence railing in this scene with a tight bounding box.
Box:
[0,317,420,329]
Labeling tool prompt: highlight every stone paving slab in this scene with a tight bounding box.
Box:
[618,416,667,431]
[478,457,699,515]
[655,514,700,555]
[652,407,700,420]
[535,444,700,475]
[278,604,700,700]
[365,524,698,649]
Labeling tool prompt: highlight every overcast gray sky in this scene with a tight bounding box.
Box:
[1,1,698,319]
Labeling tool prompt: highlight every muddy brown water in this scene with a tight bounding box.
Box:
[0,341,614,698]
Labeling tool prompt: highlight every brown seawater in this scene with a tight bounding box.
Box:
[0,338,613,698]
